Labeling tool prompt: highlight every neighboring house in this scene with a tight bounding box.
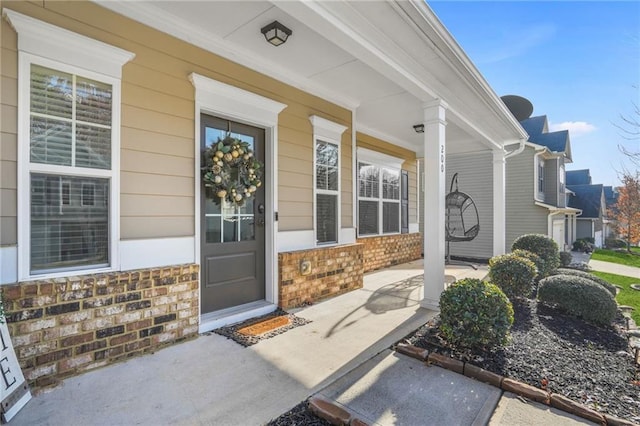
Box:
[0,0,525,387]
[566,169,607,247]
[504,109,581,252]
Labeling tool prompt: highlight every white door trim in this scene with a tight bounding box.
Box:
[190,73,287,331]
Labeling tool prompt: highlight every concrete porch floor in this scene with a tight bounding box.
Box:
[9,259,489,425]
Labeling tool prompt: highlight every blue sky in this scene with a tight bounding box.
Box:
[429,1,640,187]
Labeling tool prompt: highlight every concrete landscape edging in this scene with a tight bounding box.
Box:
[393,343,638,426]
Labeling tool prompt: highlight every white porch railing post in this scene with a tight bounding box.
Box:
[493,149,506,256]
[421,100,447,310]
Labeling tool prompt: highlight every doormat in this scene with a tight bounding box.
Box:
[212,309,312,347]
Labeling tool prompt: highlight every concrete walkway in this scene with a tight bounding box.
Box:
[589,259,640,278]
[8,260,594,425]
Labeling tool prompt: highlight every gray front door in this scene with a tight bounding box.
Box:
[200,114,266,314]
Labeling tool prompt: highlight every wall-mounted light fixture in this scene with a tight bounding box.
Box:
[261,21,292,47]
[413,124,425,133]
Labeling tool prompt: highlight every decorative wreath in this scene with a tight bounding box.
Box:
[202,135,263,207]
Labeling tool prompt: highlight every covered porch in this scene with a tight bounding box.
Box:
[99,0,527,310]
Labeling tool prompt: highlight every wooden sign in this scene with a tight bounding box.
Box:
[0,319,31,423]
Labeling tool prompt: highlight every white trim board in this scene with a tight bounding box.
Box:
[0,246,17,285]
[120,237,195,271]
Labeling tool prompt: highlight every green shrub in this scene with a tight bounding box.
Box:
[538,274,617,326]
[559,251,572,267]
[439,278,514,349]
[605,238,627,249]
[511,234,560,277]
[553,268,617,297]
[488,253,537,299]
[572,238,594,253]
[512,249,544,278]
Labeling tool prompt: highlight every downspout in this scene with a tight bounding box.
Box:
[504,138,526,159]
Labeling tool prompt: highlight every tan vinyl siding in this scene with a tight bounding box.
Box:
[0,16,18,246]
[506,147,548,249]
[446,151,493,260]
[355,132,418,230]
[1,0,353,239]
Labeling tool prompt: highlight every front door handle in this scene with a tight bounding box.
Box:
[256,218,265,227]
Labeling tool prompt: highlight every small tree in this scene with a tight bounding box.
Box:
[613,171,640,250]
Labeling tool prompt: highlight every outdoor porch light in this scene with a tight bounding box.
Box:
[413,124,425,133]
[261,21,292,46]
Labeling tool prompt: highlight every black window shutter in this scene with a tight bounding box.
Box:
[401,170,409,233]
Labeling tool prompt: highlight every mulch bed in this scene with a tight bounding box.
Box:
[268,300,640,425]
[212,309,311,347]
[405,299,640,423]
[266,401,331,426]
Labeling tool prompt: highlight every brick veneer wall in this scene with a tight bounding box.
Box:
[279,244,363,309]
[357,233,422,273]
[3,264,199,389]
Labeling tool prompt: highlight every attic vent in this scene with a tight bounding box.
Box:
[501,95,533,121]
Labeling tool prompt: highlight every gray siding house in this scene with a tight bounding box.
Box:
[567,169,607,247]
[505,115,581,251]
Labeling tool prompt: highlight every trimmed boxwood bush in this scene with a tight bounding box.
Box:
[511,234,559,278]
[512,249,544,279]
[553,268,617,297]
[439,278,514,349]
[538,274,617,326]
[488,253,537,299]
[605,238,627,249]
[559,251,572,267]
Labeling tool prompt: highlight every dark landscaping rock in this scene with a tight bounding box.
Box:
[404,299,640,422]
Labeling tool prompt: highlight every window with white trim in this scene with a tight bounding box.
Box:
[6,9,134,278]
[357,148,402,236]
[310,115,347,246]
[559,164,565,193]
[315,140,339,244]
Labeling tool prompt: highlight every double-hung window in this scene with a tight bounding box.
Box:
[310,116,348,246]
[357,148,402,236]
[6,9,134,279]
[537,158,545,195]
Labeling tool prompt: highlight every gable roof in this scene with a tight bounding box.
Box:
[604,185,618,208]
[566,169,591,185]
[520,115,571,159]
[567,183,604,218]
[520,115,548,138]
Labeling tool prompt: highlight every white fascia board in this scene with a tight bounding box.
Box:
[3,9,135,78]
[95,0,359,110]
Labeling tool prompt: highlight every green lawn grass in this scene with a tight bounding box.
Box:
[591,248,640,268]
[593,271,640,325]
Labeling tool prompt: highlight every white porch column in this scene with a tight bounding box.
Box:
[492,149,506,256]
[422,100,448,310]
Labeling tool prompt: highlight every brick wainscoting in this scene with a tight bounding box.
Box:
[279,244,364,309]
[357,233,422,273]
[3,264,199,389]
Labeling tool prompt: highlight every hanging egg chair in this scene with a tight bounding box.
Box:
[445,173,480,267]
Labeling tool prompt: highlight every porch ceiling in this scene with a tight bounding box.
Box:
[97,0,525,156]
